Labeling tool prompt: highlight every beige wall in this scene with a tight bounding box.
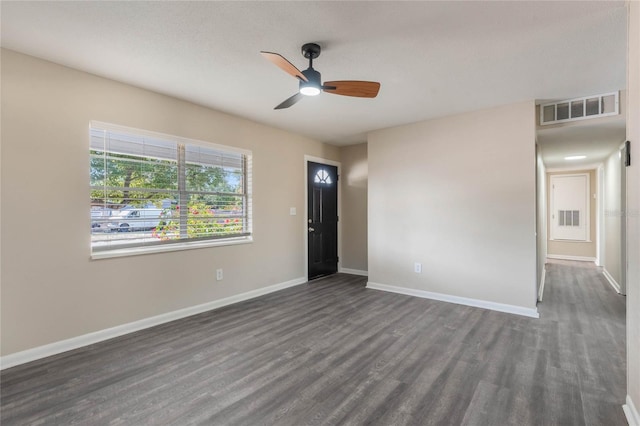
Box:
[368,101,537,310]
[0,49,340,356]
[625,0,640,419]
[603,149,623,285]
[339,143,368,272]
[546,169,597,259]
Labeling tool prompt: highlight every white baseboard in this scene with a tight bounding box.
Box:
[624,395,640,426]
[339,267,368,276]
[602,268,622,294]
[538,267,546,302]
[366,282,539,318]
[546,254,596,263]
[0,276,307,370]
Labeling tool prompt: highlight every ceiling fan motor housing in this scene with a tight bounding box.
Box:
[300,68,322,94]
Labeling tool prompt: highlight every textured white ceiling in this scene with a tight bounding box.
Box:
[1,1,628,152]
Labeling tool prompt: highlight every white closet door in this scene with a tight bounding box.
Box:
[550,174,589,241]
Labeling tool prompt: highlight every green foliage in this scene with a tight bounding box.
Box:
[90,150,243,207]
[152,202,243,240]
[186,163,241,193]
[90,150,178,206]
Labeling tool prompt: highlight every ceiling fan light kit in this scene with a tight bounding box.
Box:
[299,68,321,97]
[260,42,380,109]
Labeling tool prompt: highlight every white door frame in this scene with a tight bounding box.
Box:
[597,165,605,267]
[620,145,627,295]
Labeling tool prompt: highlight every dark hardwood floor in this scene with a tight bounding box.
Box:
[1,260,626,425]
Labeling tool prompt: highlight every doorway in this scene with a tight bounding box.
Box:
[550,173,590,242]
[307,161,338,280]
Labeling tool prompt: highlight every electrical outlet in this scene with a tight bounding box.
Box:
[414,263,422,273]
[216,269,223,281]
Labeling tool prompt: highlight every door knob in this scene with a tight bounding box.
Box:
[308,227,315,232]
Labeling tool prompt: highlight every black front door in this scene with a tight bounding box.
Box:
[308,161,338,280]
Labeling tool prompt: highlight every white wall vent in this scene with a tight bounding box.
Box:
[558,210,580,227]
[540,92,619,125]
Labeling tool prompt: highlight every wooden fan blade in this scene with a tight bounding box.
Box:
[260,51,308,82]
[275,92,304,110]
[322,81,380,98]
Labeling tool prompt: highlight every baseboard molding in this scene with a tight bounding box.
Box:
[338,267,368,276]
[366,282,539,318]
[624,395,640,426]
[602,268,622,294]
[538,267,546,302]
[546,254,596,263]
[0,276,307,370]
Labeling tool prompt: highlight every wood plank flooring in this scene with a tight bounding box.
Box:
[1,260,626,425]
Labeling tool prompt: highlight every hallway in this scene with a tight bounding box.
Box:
[538,259,626,424]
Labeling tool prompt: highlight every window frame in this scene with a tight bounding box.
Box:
[90,121,253,259]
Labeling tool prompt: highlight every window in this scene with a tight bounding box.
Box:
[90,122,252,258]
[313,169,333,184]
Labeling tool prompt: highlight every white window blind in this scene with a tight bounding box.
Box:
[90,122,252,256]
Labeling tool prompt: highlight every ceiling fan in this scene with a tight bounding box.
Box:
[260,43,381,110]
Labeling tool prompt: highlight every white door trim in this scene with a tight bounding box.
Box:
[597,165,605,267]
[620,145,627,295]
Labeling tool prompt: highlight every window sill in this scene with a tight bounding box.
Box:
[91,236,253,260]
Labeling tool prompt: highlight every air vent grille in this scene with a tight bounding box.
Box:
[540,92,618,125]
[558,210,580,227]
